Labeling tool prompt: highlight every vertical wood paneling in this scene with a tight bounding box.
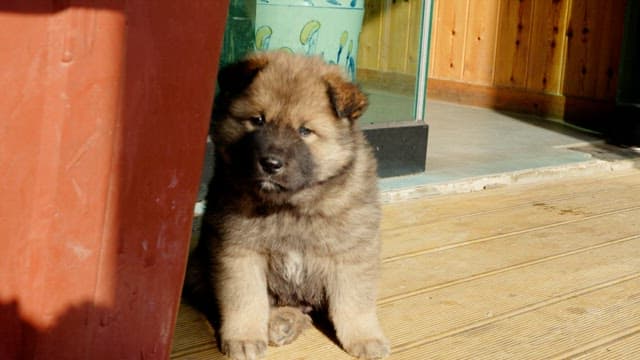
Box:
[463,0,501,85]
[579,0,608,98]
[564,0,626,99]
[360,0,626,104]
[359,0,422,75]
[564,0,594,97]
[526,0,570,94]
[594,0,626,99]
[383,0,413,72]
[495,0,535,88]
[407,0,424,75]
[428,0,440,78]
[359,1,384,70]
[377,1,394,71]
[430,0,469,80]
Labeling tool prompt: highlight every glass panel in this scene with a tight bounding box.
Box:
[358,0,425,124]
[219,0,426,124]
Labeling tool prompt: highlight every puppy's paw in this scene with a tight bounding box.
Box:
[344,338,390,359]
[268,306,312,346]
[221,339,267,360]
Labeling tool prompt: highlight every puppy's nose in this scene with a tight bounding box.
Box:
[259,156,284,174]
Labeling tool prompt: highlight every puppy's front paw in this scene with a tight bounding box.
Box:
[221,339,267,360]
[268,306,312,346]
[344,338,390,359]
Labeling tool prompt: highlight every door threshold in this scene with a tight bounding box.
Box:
[379,157,640,203]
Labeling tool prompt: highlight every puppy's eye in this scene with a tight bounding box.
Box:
[250,115,265,127]
[298,126,313,137]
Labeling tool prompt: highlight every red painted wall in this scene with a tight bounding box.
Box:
[0,1,229,358]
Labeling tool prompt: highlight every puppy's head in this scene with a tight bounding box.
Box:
[212,51,368,201]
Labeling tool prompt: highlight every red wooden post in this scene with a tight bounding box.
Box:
[0,1,229,358]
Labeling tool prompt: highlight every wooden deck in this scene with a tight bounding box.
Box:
[172,168,640,359]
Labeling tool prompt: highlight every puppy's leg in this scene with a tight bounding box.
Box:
[217,251,269,360]
[268,306,312,346]
[328,263,389,359]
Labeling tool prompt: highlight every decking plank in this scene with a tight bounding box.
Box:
[171,169,640,360]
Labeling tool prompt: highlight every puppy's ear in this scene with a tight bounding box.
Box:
[324,73,368,121]
[217,54,269,95]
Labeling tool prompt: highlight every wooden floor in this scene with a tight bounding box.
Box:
[172,169,640,360]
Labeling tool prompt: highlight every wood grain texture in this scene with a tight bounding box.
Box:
[557,0,626,100]
[430,0,469,80]
[526,0,570,94]
[426,78,617,121]
[359,0,626,105]
[462,0,501,85]
[356,0,627,120]
[428,0,626,100]
[172,169,640,359]
[428,0,440,78]
[359,0,423,75]
[592,0,627,100]
[382,0,412,72]
[495,0,535,88]
[406,0,424,75]
[359,0,384,70]
[564,0,600,98]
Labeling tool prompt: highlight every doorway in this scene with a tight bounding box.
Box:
[216,0,432,178]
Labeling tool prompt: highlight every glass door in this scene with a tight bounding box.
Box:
[357,0,430,124]
[218,0,433,177]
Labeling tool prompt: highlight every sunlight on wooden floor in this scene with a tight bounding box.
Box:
[172,169,640,359]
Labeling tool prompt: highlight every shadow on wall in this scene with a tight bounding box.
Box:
[428,0,629,137]
[0,1,227,358]
[611,0,640,146]
[493,0,626,130]
[493,0,640,146]
[0,300,116,359]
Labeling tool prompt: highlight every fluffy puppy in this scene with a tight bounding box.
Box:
[185,51,389,360]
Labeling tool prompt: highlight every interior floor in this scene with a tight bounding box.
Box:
[172,168,640,359]
[421,100,600,182]
[369,101,616,195]
[361,88,415,125]
[362,89,604,188]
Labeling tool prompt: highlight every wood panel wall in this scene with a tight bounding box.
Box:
[358,0,628,125]
[359,0,423,75]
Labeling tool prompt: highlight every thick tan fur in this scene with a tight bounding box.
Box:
[186,52,389,360]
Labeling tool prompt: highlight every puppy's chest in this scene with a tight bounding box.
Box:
[268,250,307,285]
[266,250,327,306]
